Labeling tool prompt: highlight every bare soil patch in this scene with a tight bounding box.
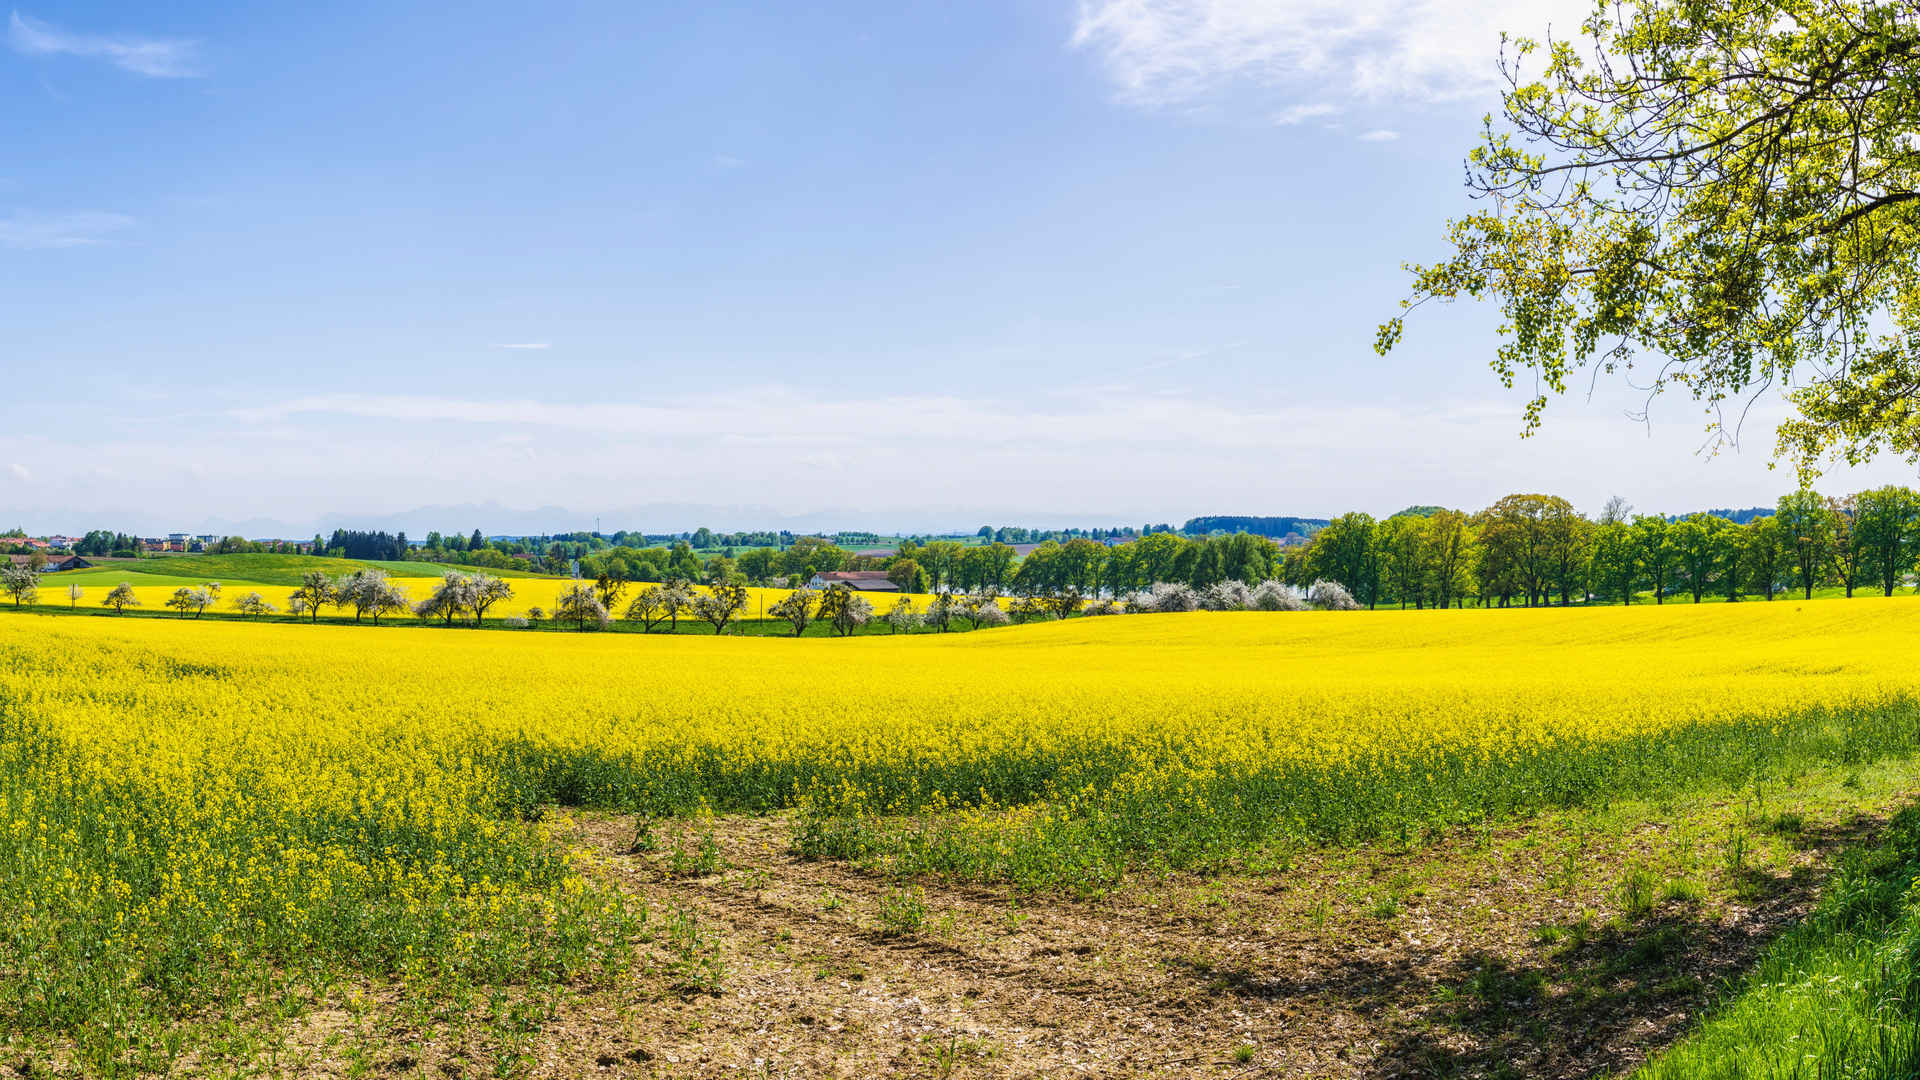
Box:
[523,762,1915,1080]
[212,761,1917,1080]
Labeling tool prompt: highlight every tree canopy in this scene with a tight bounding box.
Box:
[1383,0,1920,475]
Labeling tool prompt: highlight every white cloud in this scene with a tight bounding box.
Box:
[245,387,1436,455]
[0,211,134,250]
[1069,0,1592,108]
[490,343,551,350]
[1272,102,1338,125]
[6,463,29,483]
[1357,128,1399,141]
[7,11,202,78]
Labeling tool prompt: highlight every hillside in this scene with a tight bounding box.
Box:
[1180,514,1328,537]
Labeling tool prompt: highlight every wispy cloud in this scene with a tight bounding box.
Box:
[1272,102,1338,125]
[1357,128,1399,141]
[490,343,551,350]
[0,210,134,250]
[8,11,202,78]
[1070,0,1591,109]
[6,463,29,483]
[242,387,1436,454]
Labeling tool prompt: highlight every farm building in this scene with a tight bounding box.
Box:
[5,553,92,572]
[806,570,900,592]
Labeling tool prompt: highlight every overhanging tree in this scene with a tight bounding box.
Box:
[1384,1,1920,474]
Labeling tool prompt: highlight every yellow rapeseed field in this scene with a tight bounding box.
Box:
[63,577,956,620]
[4,599,1919,1068]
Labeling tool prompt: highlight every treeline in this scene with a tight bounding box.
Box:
[377,530,536,570]
[561,532,1292,596]
[317,530,412,562]
[69,532,307,557]
[1290,488,1920,609]
[1179,515,1328,538]
[604,487,1920,610]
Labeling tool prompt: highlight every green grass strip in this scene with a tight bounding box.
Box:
[1630,803,1920,1079]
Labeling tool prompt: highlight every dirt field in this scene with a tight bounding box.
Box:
[264,757,1918,1080]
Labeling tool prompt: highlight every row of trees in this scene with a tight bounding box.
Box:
[2,568,521,626]
[575,532,1300,598]
[1294,487,1920,609]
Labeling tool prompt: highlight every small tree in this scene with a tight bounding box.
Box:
[330,573,359,619]
[624,586,674,633]
[526,606,545,626]
[290,571,335,623]
[1142,582,1198,613]
[1007,596,1050,623]
[660,580,695,632]
[883,596,920,634]
[366,580,410,625]
[65,582,84,609]
[338,569,389,623]
[1827,495,1865,598]
[1046,588,1084,620]
[1308,580,1361,611]
[1249,580,1305,611]
[2,564,40,608]
[594,573,630,613]
[769,586,817,637]
[886,558,927,593]
[692,582,749,635]
[102,581,139,615]
[953,590,1001,630]
[233,591,276,618]
[469,574,513,624]
[817,584,872,637]
[1744,517,1789,600]
[555,583,608,630]
[922,591,958,632]
[166,586,213,618]
[1775,489,1833,599]
[816,583,849,632]
[414,572,478,626]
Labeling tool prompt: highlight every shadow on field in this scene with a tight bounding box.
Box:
[1166,812,1887,1080]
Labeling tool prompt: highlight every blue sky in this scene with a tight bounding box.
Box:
[4,1,1915,535]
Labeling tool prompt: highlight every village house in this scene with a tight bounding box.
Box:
[805,570,900,592]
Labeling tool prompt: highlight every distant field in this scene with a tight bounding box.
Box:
[27,575,977,624]
[61,553,549,587]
